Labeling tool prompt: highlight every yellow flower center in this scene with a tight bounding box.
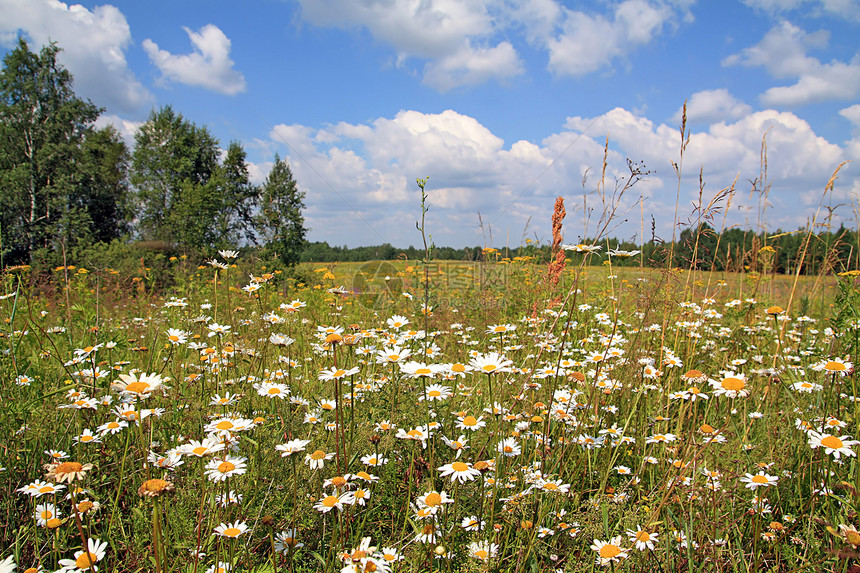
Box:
[76,552,97,568]
[428,390,441,397]
[721,377,745,391]
[218,461,236,473]
[415,368,432,376]
[475,550,489,559]
[543,483,559,491]
[310,450,326,460]
[482,364,497,372]
[192,446,208,456]
[462,416,478,426]
[331,476,346,487]
[752,475,769,484]
[451,462,469,472]
[222,527,242,537]
[125,381,149,394]
[824,361,847,372]
[700,424,715,434]
[39,486,54,494]
[452,364,466,372]
[504,446,513,453]
[636,531,651,542]
[322,496,338,507]
[424,492,442,507]
[821,435,844,449]
[599,544,621,559]
[55,461,83,474]
[267,388,281,394]
[216,420,234,430]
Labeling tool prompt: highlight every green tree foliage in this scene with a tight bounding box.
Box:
[131,107,261,252]
[258,154,307,265]
[0,39,128,264]
[131,106,220,249]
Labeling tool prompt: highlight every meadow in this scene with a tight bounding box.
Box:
[1,243,859,573]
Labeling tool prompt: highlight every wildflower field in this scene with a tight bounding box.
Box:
[2,245,860,573]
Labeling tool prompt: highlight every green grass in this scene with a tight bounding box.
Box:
[0,257,858,572]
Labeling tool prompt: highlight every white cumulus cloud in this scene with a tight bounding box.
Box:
[293,0,522,91]
[143,24,247,95]
[260,105,852,246]
[724,21,860,106]
[545,0,681,77]
[0,0,152,113]
[674,89,754,125]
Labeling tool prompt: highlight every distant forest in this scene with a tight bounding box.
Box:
[301,222,860,275]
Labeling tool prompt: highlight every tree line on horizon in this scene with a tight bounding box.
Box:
[299,221,860,276]
[1,39,856,277]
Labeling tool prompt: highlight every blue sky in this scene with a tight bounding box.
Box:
[2,0,859,248]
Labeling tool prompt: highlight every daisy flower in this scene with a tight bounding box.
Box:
[461,515,484,531]
[275,439,311,457]
[17,480,66,497]
[57,538,107,573]
[178,436,225,457]
[468,352,513,375]
[486,324,515,335]
[214,521,249,538]
[537,479,570,494]
[255,381,290,399]
[710,372,750,398]
[591,536,628,566]
[360,453,388,466]
[399,361,442,378]
[73,429,101,446]
[45,461,92,484]
[204,417,254,435]
[808,431,860,459]
[438,461,481,484]
[207,322,231,337]
[626,526,658,551]
[420,384,451,401]
[379,547,403,564]
[455,414,486,432]
[305,449,335,470]
[441,435,469,458]
[274,529,304,552]
[739,472,778,490]
[165,329,188,345]
[497,437,522,457]
[205,562,232,573]
[314,491,354,513]
[387,315,409,329]
[415,490,453,512]
[319,366,360,381]
[562,243,602,253]
[812,357,853,376]
[376,345,412,365]
[468,541,498,562]
[204,455,248,482]
[35,502,61,527]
